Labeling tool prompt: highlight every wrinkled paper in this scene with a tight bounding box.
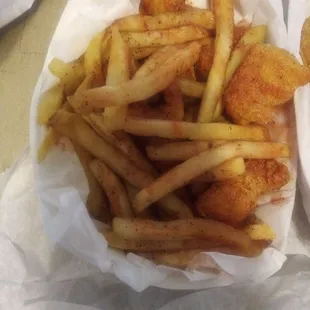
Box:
[30,0,302,291]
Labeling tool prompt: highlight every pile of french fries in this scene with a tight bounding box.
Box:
[37,0,292,269]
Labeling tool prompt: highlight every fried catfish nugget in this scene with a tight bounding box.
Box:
[196,159,290,227]
[224,44,310,125]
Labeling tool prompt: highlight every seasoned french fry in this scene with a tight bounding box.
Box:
[103,231,226,252]
[112,218,253,251]
[122,25,209,48]
[101,31,112,63]
[103,26,131,131]
[146,10,215,30]
[116,14,148,32]
[131,46,158,60]
[90,160,133,218]
[48,58,85,95]
[233,20,251,46]
[49,111,192,218]
[301,17,310,66]
[179,79,204,98]
[78,42,201,112]
[133,141,290,212]
[198,0,234,123]
[193,157,245,183]
[37,128,58,162]
[243,221,276,242]
[124,118,268,141]
[84,31,105,86]
[37,84,64,125]
[73,142,111,222]
[146,141,210,161]
[140,0,186,15]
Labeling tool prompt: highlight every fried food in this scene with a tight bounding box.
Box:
[196,40,214,80]
[140,0,186,15]
[300,17,310,66]
[179,79,204,98]
[224,44,310,125]
[197,159,290,227]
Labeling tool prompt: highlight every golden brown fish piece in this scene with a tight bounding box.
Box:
[224,44,310,125]
[196,159,290,227]
[301,17,310,66]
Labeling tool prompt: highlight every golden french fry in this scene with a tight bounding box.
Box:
[103,231,227,252]
[84,31,105,86]
[243,221,276,242]
[116,14,148,32]
[103,26,131,131]
[73,142,111,222]
[131,46,158,60]
[101,31,112,63]
[146,141,210,161]
[146,10,215,30]
[193,157,245,183]
[112,218,253,251]
[301,17,310,66]
[77,42,201,112]
[233,20,251,46]
[37,128,58,162]
[90,160,133,218]
[122,25,209,48]
[48,58,85,95]
[179,79,204,98]
[124,118,268,141]
[134,45,178,79]
[37,84,64,125]
[140,0,186,15]
[198,0,234,123]
[133,141,290,212]
[235,25,267,49]
[49,111,192,218]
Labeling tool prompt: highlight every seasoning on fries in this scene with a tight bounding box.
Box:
[37,0,310,269]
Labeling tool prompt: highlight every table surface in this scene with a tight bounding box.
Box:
[0,0,67,172]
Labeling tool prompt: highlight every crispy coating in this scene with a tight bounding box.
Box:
[301,17,310,66]
[140,0,186,15]
[224,44,310,125]
[196,159,290,227]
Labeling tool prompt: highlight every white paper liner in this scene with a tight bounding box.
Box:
[29,0,298,291]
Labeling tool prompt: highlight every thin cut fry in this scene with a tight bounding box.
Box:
[146,141,210,161]
[179,79,204,98]
[37,84,64,125]
[300,17,310,66]
[90,160,133,218]
[49,111,192,218]
[198,0,234,123]
[133,141,290,212]
[48,58,85,95]
[103,26,131,130]
[243,221,276,242]
[73,143,111,222]
[145,10,215,30]
[140,0,187,15]
[112,218,253,251]
[84,31,105,86]
[103,231,226,252]
[124,118,268,141]
[78,42,201,112]
[101,31,112,63]
[131,46,158,60]
[192,157,245,183]
[122,25,209,48]
[37,128,58,162]
[116,14,148,32]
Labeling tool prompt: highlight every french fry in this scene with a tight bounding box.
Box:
[101,31,112,63]
[140,0,186,15]
[78,42,201,112]
[90,160,133,218]
[198,0,234,123]
[131,46,158,60]
[133,141,290,212]
[73,143,111,222]
[145,10,215,30]
[84,31,105,86]
[301,17,310,66]
[103,26,131,131]
[37,128,58,162]
[48,58,85,95]
[112,218,254,252]
[116,14,148,32]
[196,39,214,80]
[146,141,210,161]
[37,84,64,125]
[49,111,192,218]
[233,20,251,46]
[243,221,276,242]
[103,231,226,252]
[192,157,245,183]
[122,25,209,48]
[124,118,268,141]
[179,79,204,98]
